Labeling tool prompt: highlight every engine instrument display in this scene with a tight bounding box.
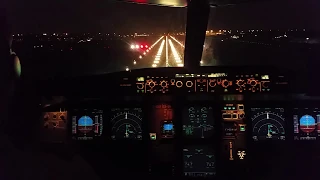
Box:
[183,146,216,177]
[251,107,285,141]
[183,106,214,138]
[293,107,320,140]
[71,109,103,140]
[110,108,143,140]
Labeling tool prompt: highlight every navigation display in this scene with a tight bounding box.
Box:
[251,107,285,141]
[71,109,103,140]
[293,107,320,140]
[183,106,214,138]
[183,146,216,177]
[110,108,143,140]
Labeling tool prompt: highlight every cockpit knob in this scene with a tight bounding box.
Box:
[60,115,66,123]
[44,115,49,121]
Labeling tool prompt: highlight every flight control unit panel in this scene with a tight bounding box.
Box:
[126,72,289,94]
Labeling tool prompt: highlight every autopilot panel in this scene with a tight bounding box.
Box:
[293,107,320,140]
[251,107,285,141]
[134,72,284,94]
[110,108,143,140]
[71,109,103,140]
[183,106,214,138]
[183,146,216,177]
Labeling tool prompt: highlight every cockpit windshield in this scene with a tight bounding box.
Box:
[7,0,319,78]
[202,0,320,71]
[9,0,187,78]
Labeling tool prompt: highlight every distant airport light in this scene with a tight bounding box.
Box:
[152,64,157,67]
[143,52,146,55]
[125,67,130,71]
[146,50,149,52]
[133,60,136,65]
[140,45,143,48]
[135,45,139,48]
[139,55,142,59]
[131,45,135,49]
[200,60,203,64]
[145,45,148,48]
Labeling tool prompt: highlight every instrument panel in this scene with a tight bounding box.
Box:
[39,67,315,179]
[183,106,214,138]
[71,109,103,140]
[42,100,320,179]
[132,72,289,94]
[293,107,320,140]
[110,108,143,140]
[44,102,320,142]
[251,107,286,141]
[183,146,216,177]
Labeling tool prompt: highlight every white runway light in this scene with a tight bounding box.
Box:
[152,39,165,68]
[168,39,184,67]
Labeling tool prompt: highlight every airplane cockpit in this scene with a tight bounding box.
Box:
[31,0,320,179]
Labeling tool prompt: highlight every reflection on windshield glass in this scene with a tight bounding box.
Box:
[10,1,186,78]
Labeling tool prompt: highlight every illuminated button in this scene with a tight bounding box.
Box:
[176,81,183,88]
[149,133,156,140]
[186,81,193,87]
[239,124,246,131]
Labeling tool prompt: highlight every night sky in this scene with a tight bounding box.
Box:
[3,0,320,33]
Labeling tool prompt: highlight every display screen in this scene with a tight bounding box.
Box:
[183,146,216,177]
[42,111,67,142]
[251,107,285,141]
[293,107,320,140]
[110,108,143,140]
[161,120,175,138]
[221,104,246,140]
[71,109,103,140]
[183,106,214,138]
